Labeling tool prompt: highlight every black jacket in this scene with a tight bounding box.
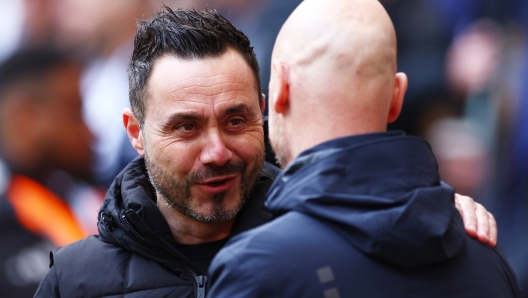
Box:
[209,132,523,297]
[34,157,279,298]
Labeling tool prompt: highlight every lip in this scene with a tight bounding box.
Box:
[195,175,238,194]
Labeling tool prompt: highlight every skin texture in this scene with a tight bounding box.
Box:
[124,49,265,244]
[455,193,497,246]
[267,0,497,246]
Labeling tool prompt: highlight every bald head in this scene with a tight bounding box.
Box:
[268,0,407,167]
[274,0,397,73]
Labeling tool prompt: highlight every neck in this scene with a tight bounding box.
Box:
[157,197,235,245]
[289,114,387,163]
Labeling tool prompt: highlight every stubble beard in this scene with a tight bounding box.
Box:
[144,149,264,224]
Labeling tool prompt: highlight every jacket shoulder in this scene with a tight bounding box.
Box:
[51,235,112,266]
[211,212,524,298]
[209,212,324,297]
[51,235,194,297]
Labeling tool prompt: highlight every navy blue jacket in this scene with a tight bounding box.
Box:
[209,132,523,297]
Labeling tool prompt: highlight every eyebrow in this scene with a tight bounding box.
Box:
[222,103,259,118]
[162,103,259,128]
[163,112,204,128]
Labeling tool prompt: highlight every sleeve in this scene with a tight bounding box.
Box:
[33,266,61,298]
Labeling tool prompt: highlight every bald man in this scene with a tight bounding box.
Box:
[208,0,522,297]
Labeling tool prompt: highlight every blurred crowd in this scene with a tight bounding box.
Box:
[0,0,526,296]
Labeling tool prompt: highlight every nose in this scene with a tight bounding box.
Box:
[199,131,233,166]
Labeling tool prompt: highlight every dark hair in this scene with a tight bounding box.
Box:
[128,6,262,127]
[0,46,71,100]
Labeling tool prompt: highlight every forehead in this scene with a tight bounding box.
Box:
[144,49,259,117]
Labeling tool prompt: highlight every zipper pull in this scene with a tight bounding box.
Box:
[100,212,115,232]
[195,275,207,298]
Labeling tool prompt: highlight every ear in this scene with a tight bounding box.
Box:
[260,93,266,112]
[387,72,408,123]
[270,61,290,115]
[123,108,145,156]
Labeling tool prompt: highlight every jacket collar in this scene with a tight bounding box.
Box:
[266,131,466,268]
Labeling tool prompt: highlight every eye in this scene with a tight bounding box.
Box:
[176,123,196,131]
[228,118,244,126]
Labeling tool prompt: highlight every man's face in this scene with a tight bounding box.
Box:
[142,49,265,223]
[38,63,95,179]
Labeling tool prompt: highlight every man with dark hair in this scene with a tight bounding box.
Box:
[36,6,497,298]
[0,46,98,297]
[35,8,276,297]
[128,7,263,127]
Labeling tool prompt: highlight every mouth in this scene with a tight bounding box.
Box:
[208,180,226,186]
[196,175,238,194]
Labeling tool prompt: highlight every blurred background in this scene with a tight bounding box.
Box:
[0,0,526,296]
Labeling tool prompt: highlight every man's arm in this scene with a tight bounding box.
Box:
[455,193,497,247]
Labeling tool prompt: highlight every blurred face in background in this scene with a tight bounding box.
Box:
[35,62,95,179]
[426,118,489,197]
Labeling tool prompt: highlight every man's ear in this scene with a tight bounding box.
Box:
[387,72,408,123]
[270,61,290,115]
[260,93,266,112]
[123,108,145,156]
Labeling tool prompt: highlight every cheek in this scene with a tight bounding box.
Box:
[148,138,201,178]
[228,130,265,165]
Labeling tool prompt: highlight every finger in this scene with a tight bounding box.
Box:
[488,212,497,247]
[475,203,490,244]
[455,194,477,237]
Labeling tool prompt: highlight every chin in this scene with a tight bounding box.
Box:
[189,192,245,223]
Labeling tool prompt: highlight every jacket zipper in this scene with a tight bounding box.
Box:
[119,211,207,298]
[194,275,207,298]
[120,212,156,246]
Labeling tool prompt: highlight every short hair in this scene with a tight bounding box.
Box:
[128,6,262,127]
[0,46,70,101]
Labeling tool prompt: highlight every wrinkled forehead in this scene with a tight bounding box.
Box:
[143,49,261,120]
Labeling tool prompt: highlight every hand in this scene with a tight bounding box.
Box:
[454,193,497,247]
